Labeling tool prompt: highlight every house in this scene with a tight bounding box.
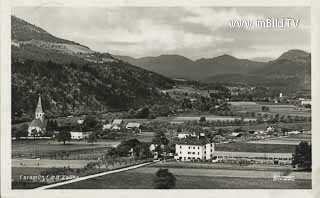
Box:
[112,119,123,126]
[77,119,84,125]
[174,135,214,162]
[70,131,93,140]
[300,98,311,106]
[126,122,141,130]
[266,126,275,133]
[28,95,47,136]
[177,132,190,139]
[288,131,301,135]
[231,132,242,137]
[102,124,112,130]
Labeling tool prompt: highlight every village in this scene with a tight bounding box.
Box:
[11,88,312,189]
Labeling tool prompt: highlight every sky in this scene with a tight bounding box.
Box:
[12,7,310,60]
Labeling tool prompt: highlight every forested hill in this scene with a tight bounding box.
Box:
[11,16,174,122]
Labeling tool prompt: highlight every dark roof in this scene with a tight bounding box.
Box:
[35,95,44,113]
[29,118,47,129]
[177,136,211,145]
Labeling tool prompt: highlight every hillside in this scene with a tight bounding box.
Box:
[114,54,197,79]
[115,54,266,80]
[205,50,311,91]
[11,16,174,121]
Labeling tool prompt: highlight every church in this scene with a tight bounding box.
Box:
[28,95,47,136]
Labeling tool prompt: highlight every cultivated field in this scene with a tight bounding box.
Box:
[12,139,118,159]
[53,166,311,189]
[247,134,311,145]
[229,101,311,117]
[171,115,256,122]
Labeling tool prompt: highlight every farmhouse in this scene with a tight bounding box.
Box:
[174,134,214,161]
[70,131,93,140]
[28,95,47,136]
[125,122,141,132]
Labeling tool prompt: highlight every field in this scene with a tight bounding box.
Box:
[53,166,311,189]
[12,159,96,168]
[172,115,256,122]
[229,101,311,117]
[215,142,296,153]
[12,139,118,159]
[247,134,311,145]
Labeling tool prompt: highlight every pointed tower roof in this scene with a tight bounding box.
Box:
[35,95,44,113]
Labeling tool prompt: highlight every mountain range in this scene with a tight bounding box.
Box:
[11,15,311,121]
[115,50,311,90]
[11,15,174,121]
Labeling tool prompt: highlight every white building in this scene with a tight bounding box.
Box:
[212,151,292,165]
[126,122,141,133]
[70,131,92,140]
[177,132,190,139]
[174,136,214,161]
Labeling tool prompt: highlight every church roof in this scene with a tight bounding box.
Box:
[29,118,47,129]
[35,95,44,113]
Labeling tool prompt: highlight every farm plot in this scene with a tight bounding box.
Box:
[172,115,256,122]
[53,166,311,189]
[12,140,115,159]
[247,134,311,145]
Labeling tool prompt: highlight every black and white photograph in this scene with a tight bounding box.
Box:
[1,1,318,195]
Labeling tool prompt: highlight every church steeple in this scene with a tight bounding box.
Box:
[35,95,44,121]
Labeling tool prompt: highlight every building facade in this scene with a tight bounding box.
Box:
[174,136,214,161]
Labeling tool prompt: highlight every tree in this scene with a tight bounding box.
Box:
[83,115,99,131]
[292,141,312,171]
[87,132,98,145]
[57,130,71,145]
[154,168,176,189]
[199,116,206,122]
[14,124,29,139]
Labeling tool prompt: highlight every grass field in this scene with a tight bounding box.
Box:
[229,102,311,117]
[215,142,296,153]
[247,134,311,145]
[52,167,311,189]
[12,140,116,159]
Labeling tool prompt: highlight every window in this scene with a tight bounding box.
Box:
[193,147,195,149]
[180,146,182,149]
[198,146,200,149]
[204,151,206,154]
[198,152,199,155]
[180,151,182,154]
[189,146,191,149]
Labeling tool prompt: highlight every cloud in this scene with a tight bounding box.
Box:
[12,7,310,60]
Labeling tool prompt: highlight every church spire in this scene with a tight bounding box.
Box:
[35,94,44,121]
[35,95,43,113]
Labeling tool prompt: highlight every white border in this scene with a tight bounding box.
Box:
[1,0,319,198]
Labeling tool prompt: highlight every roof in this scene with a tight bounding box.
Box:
[29,118,47,129]
[176,136,210,146]
[112,119,123,125]
[35,95,44,113]
[126,122,141,128]
[213,151,293,158]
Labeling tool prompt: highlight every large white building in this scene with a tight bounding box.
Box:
[70,131,92,140]
[174,135,214,162]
